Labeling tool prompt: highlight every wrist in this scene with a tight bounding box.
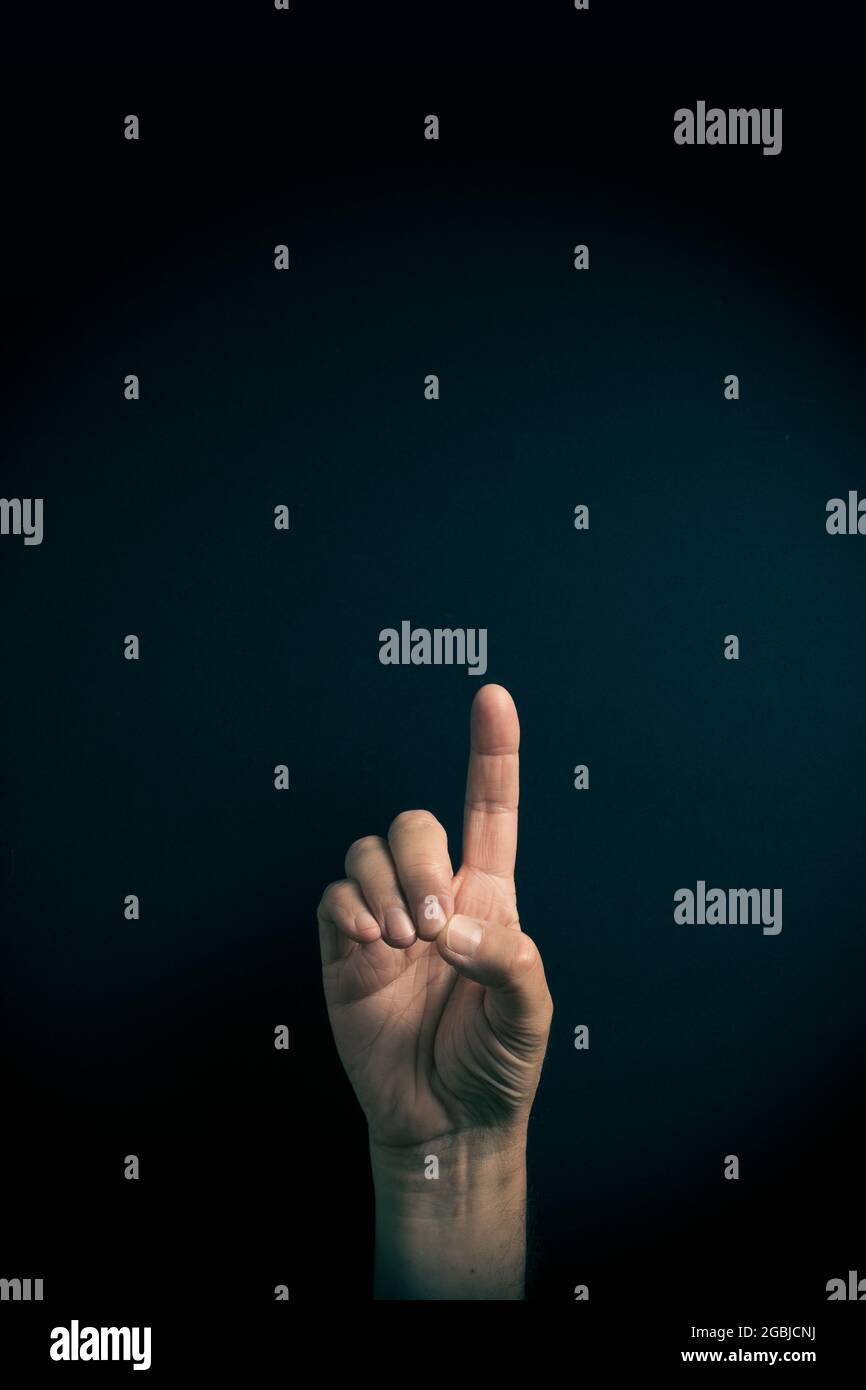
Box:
[370,1123,527,1212]
[369,1126,528,1299]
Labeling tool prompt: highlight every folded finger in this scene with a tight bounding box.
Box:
[344,835,417,949]
[317,878,382,965]
[387,809,455,941]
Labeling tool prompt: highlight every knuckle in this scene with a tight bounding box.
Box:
[511,934,541,975]
[388,808,438,839]
[318,878,350,910]
[345,834,384,865]
[402,856,446,876]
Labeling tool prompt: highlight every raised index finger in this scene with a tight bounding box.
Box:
[461,683,520,885]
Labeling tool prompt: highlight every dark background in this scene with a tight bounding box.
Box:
[1,9,865,1374]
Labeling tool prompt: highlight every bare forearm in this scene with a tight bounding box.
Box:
[370,1126,528,1300]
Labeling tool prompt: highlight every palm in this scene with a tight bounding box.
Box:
[323,865,521,1146]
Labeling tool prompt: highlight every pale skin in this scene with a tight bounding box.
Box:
[317,684,554,1299]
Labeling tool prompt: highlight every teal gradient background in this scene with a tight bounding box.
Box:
[1,53,865,1366]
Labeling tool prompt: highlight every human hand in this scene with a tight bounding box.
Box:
[317,683,552,1155]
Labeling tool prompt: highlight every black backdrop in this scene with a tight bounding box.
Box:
[2,11,865,1376]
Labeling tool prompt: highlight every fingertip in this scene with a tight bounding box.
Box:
[473,682,512,701]
[470,684,520,750]
[436,913,485,964]
[445,914,485,957]
[471,683,513,713]
[353,911,382,943]
[383,906,417,949]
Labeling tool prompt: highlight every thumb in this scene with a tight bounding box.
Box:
[436,915,553,1053]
